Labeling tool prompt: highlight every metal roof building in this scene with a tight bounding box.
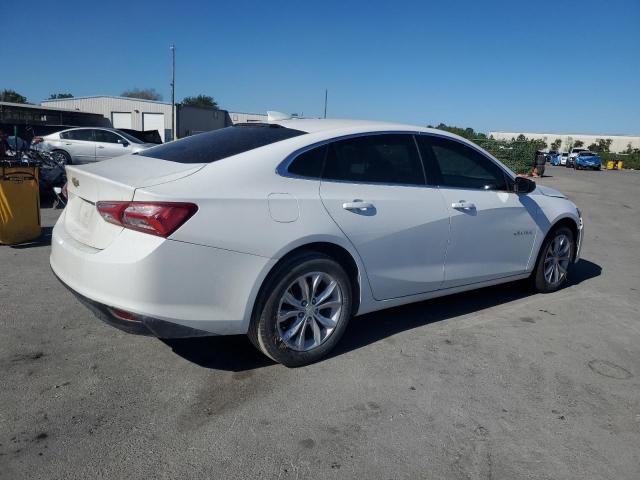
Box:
[42,96,174,142]
[227,111,268,124]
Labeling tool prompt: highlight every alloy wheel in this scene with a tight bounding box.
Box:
[276,272,343,351]
[543,233,571,287]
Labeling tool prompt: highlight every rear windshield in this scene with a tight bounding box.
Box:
[138,124,306,163]
[116,130,144,144]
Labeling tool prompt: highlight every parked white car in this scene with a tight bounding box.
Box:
[51,118,583,366]
[560,152,569,165]
[34,127,156,164]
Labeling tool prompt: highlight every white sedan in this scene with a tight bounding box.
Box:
[51,117,583,366]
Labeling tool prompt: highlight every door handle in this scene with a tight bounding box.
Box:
[97,145,105,149]
[343,200,375,212]
[451,201,476,210]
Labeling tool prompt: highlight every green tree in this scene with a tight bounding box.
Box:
[550,138,562,151]
[49,93,73,99]
[182,94,219,109]
[433,123,486,140]
[589,138,613,153]
[598,138,612,153]
[573,140,584,148]
[121,88,162,101]
[0,89,27,103]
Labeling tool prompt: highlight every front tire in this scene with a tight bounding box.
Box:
[51,149,71,165]
[248,252,353,367]
[532,226,575,293]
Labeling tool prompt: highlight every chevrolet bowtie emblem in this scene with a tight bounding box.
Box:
[72,177,79,187]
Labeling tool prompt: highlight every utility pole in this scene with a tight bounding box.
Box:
[323,89,328,118]
[170,44,176,140]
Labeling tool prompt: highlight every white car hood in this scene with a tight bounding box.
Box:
[535,185,567,199]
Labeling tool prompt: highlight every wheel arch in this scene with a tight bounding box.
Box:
[248,241,365,329]
[536,215,580,265]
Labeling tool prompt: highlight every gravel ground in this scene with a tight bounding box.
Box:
[1,166,639,479]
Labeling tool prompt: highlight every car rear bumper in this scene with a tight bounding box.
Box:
[50,210,273,337]
[53,269,214,337]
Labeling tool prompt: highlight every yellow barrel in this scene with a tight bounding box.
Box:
[0,162,41,245]
[617,161,624,170]
[607,161,615,170]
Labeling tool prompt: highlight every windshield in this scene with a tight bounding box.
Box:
[116,130,144,144]
[139,124,307,163]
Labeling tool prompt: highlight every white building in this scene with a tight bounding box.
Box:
[227,111,268,124]
[489,131,640,153]
[42,96,174,142]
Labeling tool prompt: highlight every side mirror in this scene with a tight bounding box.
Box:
[514,176,536,194]
[118,139,129,147]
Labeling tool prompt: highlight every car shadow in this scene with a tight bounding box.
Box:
[9,226,53,249]
[162,259,601,372]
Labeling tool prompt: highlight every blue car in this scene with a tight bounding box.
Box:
[573,151,602,170]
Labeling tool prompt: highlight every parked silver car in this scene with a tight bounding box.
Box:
[34,127,156,164]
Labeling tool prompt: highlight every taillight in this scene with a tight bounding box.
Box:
[61,182,68,199]
[32,136,44,145]
[96,201,198,237]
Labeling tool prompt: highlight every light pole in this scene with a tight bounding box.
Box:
[323,89,328,118]
[170,44,175,140]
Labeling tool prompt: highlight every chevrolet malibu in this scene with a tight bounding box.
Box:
[51,117,583,366]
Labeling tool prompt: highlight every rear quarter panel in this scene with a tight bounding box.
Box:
[132,144,377,319]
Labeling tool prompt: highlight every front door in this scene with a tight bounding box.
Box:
[93,129,130,161]
[319,134,450,300]
[416,134,539,288]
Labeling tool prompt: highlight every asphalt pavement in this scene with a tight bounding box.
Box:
[1,166,639,479]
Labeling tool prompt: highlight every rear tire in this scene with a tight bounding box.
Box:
[532,226,575,293]
[248,251,353,367]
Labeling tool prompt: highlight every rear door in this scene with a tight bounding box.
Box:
[318,133,450,300]
[94,129,130,161]
[61,129,96,163]
[417,134,539,288]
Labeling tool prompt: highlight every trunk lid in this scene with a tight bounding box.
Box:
[64,154,203,249]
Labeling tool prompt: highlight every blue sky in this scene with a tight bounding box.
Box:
[2,0,638,134]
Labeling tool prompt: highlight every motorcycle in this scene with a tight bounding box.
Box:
[21,148,67,208]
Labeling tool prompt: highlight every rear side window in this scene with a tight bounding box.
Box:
[139,124,306,163]
[417,135,508,190]
[288,145,327,178]
[63,129,94,141]
[322,134,425,185]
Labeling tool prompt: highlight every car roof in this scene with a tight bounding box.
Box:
[272,118,447,137]
[63,127,119,132]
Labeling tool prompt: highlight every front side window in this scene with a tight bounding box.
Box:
[417,135,508,190]
[64,129,94,141]
[94,130,121,144]
[322,134,424,185]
